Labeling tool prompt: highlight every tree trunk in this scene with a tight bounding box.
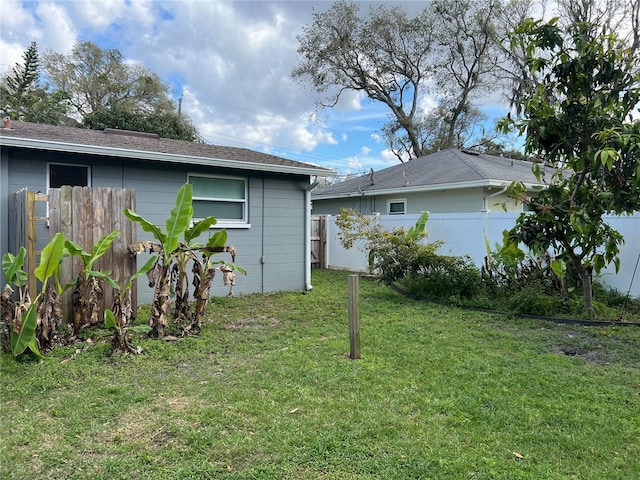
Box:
[574,262,594,312]
[150,264,171,337]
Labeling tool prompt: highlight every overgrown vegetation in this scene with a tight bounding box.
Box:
[1,269,638,479]
[335,208,640,321]
[498,17,640,313]
[1,184,243,358]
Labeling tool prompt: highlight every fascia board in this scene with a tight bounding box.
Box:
[312,179,546,200]
[1,136,336,177]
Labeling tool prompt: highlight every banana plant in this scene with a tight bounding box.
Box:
[1,232,66,358]
[104,256,155,354]
[188,228,246,333]
[171,215,218,325]
[65,230,120,333]
[124,183,195,337]
[126,183,245,337]
[1,248,31,353]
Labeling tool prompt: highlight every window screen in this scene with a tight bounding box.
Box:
[188,175,247,223]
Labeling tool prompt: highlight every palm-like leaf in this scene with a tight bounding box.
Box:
[207,230,228,249]
[2,248,28,287]
[35,233,65,285]
[11,304,44,358]
[124,209,166,244]
[104,308,119,331]
[64,240,92,267]
[88,230,120,270]
[165,183,194,256]
[185,216,217,244]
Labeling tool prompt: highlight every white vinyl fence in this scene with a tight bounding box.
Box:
[324,212,640,299]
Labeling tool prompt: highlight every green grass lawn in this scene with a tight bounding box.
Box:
[1,269,639,479]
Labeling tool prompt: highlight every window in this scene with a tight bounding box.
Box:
[387,199,406,215]
[48,163,91,189]
[188,174,248,226]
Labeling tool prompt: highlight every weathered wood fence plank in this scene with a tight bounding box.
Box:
[15,187,137,324]
[311,215,326,269]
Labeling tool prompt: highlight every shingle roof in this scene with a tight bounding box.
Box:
[312,148,550,198]
[0,121,335,176]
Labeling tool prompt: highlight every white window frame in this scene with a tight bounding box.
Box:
[188,173,250,228]
[387,198,406,215]
[46,162,92,191]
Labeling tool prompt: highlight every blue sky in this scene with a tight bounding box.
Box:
[0,0,520,176]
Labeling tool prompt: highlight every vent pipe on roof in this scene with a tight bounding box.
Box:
[2,116,11,129]
[103,128,160,139]
[462,149,480,156]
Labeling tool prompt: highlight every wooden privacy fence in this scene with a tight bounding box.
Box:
[15,186,137,323]
[311,215,326,269]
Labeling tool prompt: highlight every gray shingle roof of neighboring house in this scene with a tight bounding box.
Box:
[312,148,551,199]
[0,121,335,177]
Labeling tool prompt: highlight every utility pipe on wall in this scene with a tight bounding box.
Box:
[304,180,319,291]
[483,186,508,212]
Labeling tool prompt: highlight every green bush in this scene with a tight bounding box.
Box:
[403,253,480,301]
[505,284,565,316]
[374,235,440,285]
[335,208,640,320]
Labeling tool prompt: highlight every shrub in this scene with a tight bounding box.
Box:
[374,232,441,285]
[403,253,481,301]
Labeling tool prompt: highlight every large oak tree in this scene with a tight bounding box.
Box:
[293,0,508,160]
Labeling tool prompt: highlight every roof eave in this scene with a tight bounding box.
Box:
[1,136,336,177]
[312,179,546,200]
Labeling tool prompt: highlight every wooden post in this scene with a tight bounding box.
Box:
[348,274,361,359]
[26,190,37,297]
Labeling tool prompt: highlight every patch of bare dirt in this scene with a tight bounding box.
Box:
[225,316,281,329]
[549,330,609,363]
[549,344,608,363]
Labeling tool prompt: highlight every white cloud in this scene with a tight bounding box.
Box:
[0,0,33,34]
[36,3,77,54]
[0,0,37,74]
[334,90,364,112]
[70,0,127,30]
[381,148,408,163]
[0,1,520,173]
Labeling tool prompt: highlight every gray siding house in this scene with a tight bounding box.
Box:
[312,149,549,215]
[1,121,334,301]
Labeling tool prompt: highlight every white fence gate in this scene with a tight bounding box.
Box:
[322,212,640,299]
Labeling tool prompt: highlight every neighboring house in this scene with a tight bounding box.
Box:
[312,148,551,215]
[1,121,335,301]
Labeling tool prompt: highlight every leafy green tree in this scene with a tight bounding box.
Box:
[41,41,199,139]
[42,41,172,116]
[82,107,201,141]
[0,41,39,118]
[499,17,640,312]
[0,41,70,124]
[498,0,639,110]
